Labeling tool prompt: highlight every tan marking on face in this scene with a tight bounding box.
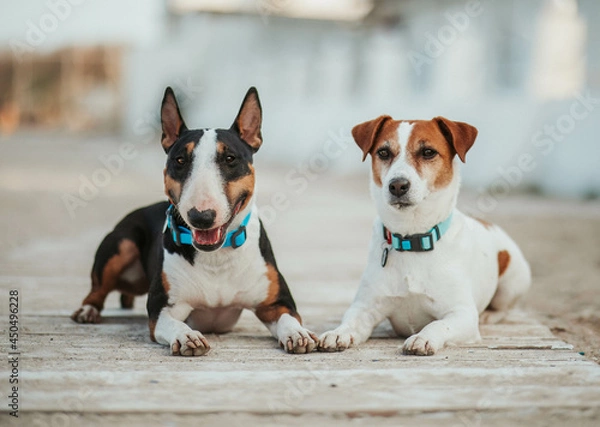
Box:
[226,165,255,212]
[406,120,455,190]
[164,167,182,204]
[498,250,511,277]
[369,120,401,187]
[255,264,302,324]
[185,141,195,154]
[474,217,494,229]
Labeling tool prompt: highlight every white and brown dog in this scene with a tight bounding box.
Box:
[318,115,531,355]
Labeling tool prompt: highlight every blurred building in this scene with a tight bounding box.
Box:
[0,0,598,198]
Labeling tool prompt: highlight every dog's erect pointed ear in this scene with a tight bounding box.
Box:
[351,115,392,162]
[160,87,187,153]
[231,87,262,152]
[434,116,478,163]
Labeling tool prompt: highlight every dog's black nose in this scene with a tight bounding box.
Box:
[388,178,411,198]
[187,208,216,229]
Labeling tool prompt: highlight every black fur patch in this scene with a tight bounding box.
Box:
[258,220,298,315]
[164,130,205,193]
[163,205,196,265]
[215,129,254,182]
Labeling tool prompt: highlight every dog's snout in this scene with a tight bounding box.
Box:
[388,178,411,198]
[187,208,217,229]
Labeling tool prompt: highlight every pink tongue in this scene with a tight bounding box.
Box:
[192,227,222,246]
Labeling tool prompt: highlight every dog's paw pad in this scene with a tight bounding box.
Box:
[318,329,354,352]
[171,331,210,356]
[402,334,438,356]
[281,329,318,354]
[71,305,101,324]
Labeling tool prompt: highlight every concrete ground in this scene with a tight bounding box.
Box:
[1,132,599,425]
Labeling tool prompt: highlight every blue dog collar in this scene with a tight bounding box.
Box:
[165,204,251,249]
[383,213,453,253]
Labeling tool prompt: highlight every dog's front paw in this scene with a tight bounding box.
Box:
[279,328,318,354]
[71,305,101,324]
[171,331,210,356]
[402,334,440,356]
[318,327,354,352]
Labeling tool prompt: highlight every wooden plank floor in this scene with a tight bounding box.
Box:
[2,307,599,426]
[1,143,599,425]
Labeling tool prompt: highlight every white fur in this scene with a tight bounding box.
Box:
[178,129,231,227]
[154,132,316,356]
[320,124,531,355]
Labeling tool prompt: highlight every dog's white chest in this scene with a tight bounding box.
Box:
[163,247,269,308]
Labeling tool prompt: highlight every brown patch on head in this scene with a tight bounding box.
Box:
[352,115,393,161]
[474,217,494,229]
[369,120,401,188]
[433,116,478,163]
[217,140,255,213]
[498,250,511,277]
[225,166,255,212]
[163,141,194,204]
[255,264,302,324]
[161,272,171,294]
[351,116,401,188]
[164,167,182,204]
[148,319,157,342]
[405,120,457,190]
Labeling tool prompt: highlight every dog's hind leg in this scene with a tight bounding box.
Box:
[120,294,134,309]
[480,246,531,324]
[72,238,141,323]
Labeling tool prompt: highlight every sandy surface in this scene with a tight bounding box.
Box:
[0,132,599,425]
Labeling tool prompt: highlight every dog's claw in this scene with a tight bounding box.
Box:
[71,305,101,324]
[171,331,210,356]
[402,334,438,356]
[318,329,354,352]
[280,329,317,354]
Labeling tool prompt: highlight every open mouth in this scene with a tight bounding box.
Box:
[390,201,413,210]
[190,198,245,250]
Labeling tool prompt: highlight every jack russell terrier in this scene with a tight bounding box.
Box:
[318,115,531,355]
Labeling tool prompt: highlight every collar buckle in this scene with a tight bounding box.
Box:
[392,231,435,252]
[228,225,247,249]
[385,215,451,255]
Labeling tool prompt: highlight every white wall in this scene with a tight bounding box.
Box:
[1,0,598,198]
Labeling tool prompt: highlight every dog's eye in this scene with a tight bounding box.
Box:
[421,148,438,159]
[225,154,236,164]
[175,156,186,166]
[377,148,391,160]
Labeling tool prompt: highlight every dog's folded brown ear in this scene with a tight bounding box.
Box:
[231,87,262,152]
[351,115,392,161]
[160,87,187,153]
[434,116,478,163]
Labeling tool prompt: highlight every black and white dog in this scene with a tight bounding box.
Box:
[72,87,317,356]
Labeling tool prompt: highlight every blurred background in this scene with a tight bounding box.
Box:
[0,0,599,198]
[0,0,599,362]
